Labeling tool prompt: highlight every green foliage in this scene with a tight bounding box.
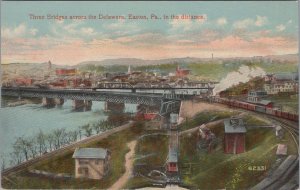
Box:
[79,64,105,73]
[179,125,288,189]
[180,110,239,131]
[125,134,169,189]
[2,124,146,189]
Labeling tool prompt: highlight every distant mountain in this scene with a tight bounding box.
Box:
[265,54,299,62]
[78,57,208,67]
[77,54,298,67]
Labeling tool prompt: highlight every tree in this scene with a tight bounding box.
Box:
[13,136,31,161]
[28,137,38,158]
[81,124,93,137]
[36,130,46,155]
[78,128,82,140]
[9,150,22,165]
[66,130,78,144]
[46,133,55,152]
[53,128,66,149]
[92,121,103,134]
[0,154,7,171]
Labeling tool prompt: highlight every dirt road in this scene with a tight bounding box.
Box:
[109,140,137,190]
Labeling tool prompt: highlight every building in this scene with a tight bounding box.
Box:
[15,78,34,86]
[56,68,77,76]
[264,81,298,95]
[264,72,298,95]
[166,147,178,172]
[247,90,267,102]
[72,148,111,179]
[170,113,179,129]
[264,72,298,82]
[224,117,247,154]
[176,65,190,77]
[247,90,273,108]
[276,144,287,156]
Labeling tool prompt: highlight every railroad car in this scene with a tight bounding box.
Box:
[266,108,274,115]
[255,105,266,113]
[274,110,282,117]
[240,102,248,109]
[247,103,256,111]
[281,112,289,120]
[213,97,298,122]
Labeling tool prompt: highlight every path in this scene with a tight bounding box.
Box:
[109,140,137,190]
[2,121,134,176]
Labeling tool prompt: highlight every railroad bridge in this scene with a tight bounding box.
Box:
[1,86,213,115]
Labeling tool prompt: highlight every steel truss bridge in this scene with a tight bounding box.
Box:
[1,86,211,115]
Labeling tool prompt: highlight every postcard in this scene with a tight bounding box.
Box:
[1,1,299,189]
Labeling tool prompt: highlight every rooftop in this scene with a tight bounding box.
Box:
[274,72,298,81]
[72,148,108,159]
[224,117,247,133]
[167,147,178,163]
[258,100,273,106]
[276,144,287,155]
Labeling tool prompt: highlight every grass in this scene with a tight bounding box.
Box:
[268,95,299,113]
[179,121,296,190]
[242,115,269,126]
[187,62,240,80]
[180,110,240,131]
[125,134,169,189]
[2,122,145,189]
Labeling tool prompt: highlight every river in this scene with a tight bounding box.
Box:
[0,98,137,167]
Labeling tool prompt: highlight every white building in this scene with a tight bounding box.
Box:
[73,148,111,179]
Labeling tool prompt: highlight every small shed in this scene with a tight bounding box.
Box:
[276,144,287,156]
[257,100,273,108]
[224,117,247,154]
[73,148,111,179]
[166,147,178,173]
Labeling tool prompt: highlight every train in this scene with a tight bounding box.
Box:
[214,97,299,122]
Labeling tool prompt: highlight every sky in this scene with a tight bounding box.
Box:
[1,1,299,65]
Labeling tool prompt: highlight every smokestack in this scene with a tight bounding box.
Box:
[212,53,214,60]
[48,60,52,70]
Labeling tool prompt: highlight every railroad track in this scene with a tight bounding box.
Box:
[212,102,299,189]
[271,117,299,153]
[1,121,133,177]
[245,112,299,190]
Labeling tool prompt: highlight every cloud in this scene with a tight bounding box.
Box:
[104,20,140,36]
[1,23,38,38]
[169,14,207,32]
[216,17,227,26]
[80,27,97,35]
[29,28,38,36]
[233,15,268,29]
[3,31,297,65]
[51,20,98,38]
[255,16,268,27]
[276,24,286,32]
[170,19,193,31]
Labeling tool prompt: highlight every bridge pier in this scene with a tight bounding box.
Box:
[54,98,64,106]
[42,97,56,108]
[84,100,92,111]
[73,100,92,111]
[104,101,125,113]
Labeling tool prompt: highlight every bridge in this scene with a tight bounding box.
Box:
[1,85,214,115]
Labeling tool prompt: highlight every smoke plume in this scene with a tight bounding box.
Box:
[213,66,266,95]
